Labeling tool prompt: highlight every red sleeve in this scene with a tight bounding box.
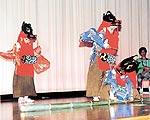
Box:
[97,21,111,32]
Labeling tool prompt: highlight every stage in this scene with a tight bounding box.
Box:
[0,95,149,120]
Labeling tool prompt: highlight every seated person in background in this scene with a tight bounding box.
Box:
[136,47,150,93]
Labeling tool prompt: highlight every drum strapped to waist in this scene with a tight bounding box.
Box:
[21,55,37,64]
[96,52,116,64]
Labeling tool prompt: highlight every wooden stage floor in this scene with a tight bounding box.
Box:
[0,96,150,120]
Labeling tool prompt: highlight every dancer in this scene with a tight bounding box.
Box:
[106,55,141,101]
[96,11,121,100]
[0,22,50,104]
[79,11,121,101]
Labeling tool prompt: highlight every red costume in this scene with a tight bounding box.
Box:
[97,21,120,71]
[15,32,34,77]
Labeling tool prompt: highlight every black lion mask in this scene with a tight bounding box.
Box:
[22,21,33,35]
[21,21,37,40]
[119,55,139,73]
[103,11,116,23]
